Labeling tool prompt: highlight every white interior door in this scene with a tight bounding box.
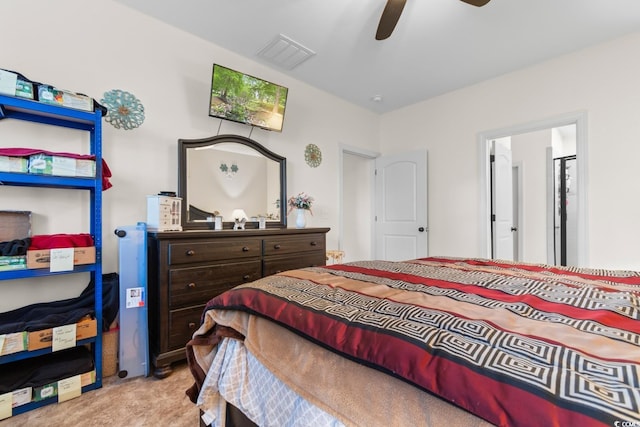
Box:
[493,138,514,260]
[374,150,428,261]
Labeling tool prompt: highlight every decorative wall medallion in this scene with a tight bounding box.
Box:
[101,89,145,130]
[304,144,322,168]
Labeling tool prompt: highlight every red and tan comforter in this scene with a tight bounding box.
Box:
[187,257,640,426]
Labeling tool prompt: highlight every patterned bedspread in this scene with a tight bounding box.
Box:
[197,257,640,426]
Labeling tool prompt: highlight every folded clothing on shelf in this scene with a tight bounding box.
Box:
[0,346,94,394]
[0,273,119,335]
[0,238,31,256]
[0,148,112,190]
[29,234,94,250]
[0,68,108,116]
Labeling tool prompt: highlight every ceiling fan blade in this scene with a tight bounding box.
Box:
[376,0,407,40]
[460,0,491,6]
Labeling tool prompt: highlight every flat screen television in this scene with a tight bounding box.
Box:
[209,64,289,132]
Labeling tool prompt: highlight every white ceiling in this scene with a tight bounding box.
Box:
[114,0,640,114]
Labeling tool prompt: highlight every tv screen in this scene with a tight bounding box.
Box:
[209,64,289,132]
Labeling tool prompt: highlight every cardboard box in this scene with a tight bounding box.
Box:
[11,387,32,408]
[0,211,31,242]
[0,332,27,356]
[15,79,34,100]
[28,154,95,177]
[32,370,95,402]
[37,85,93,112]
[0,69,18,96]
[0,70,33,100]
[27,317,97,351]
[75,158,96,177]
[26,246,95,269]
[0,155,28,173]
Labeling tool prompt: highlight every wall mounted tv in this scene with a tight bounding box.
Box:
[209,64,289,132]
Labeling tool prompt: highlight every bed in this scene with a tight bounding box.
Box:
[186,257,640,426]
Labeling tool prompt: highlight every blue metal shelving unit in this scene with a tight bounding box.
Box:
[0,94,103,416]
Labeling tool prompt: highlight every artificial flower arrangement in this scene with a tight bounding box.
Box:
[287,192,314,215]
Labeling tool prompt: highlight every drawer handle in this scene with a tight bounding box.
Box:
[186,249,195,256]
[243,275,251,280]
[188,282,196,289]
[274,244,281,250]
[310,241,318,246]
[188,322,197,329]
[242,246,250,252]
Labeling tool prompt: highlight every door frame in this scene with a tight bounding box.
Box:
[512,161,523,261]
[478,111,589,266]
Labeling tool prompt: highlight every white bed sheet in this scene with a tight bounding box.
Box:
[197,337,345,427]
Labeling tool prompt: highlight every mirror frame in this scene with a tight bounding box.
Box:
[178,134,287,230]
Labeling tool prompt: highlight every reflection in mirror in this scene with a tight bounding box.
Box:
[178,135,287,230]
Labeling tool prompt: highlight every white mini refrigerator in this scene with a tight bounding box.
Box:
[114,222,149,378]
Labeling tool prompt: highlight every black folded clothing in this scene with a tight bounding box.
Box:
[0,346,94,394]
[0,273,119,335]
[0,238,31,256]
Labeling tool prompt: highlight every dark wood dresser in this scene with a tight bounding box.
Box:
[147,227,330,377]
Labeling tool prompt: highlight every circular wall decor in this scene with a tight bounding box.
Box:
[101,89,145,130]
[304,143,322,168]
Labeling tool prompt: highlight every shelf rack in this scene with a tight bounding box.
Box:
[0,94,103,417]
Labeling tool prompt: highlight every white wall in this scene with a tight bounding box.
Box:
[0,0,379,310]
[511,129,549,263]
[380,32,640,270]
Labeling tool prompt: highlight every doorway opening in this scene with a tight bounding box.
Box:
[479,112,588,266]
[553,155,577,266]
[339,144,379,262]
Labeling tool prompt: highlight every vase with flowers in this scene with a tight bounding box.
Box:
[288,192,313,228]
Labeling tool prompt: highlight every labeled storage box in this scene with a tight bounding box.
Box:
[146,195,182,231]
[28,154,95,178]
[32,369,96,402]
[15,80,34,100]
[12,387,32,408]
[0,70,33,100]
[75,158,96,177]
[0,155,28,173]
[27,317,97,351]
[0,256,27,271]
[37,85,93,112]
[26,246,95,269]
[0,211,31,242]
[0,332,28,356]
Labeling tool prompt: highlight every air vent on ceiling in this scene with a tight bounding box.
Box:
[257,34,316,70]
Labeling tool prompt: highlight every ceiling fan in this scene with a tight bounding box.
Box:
[376,0,491,40]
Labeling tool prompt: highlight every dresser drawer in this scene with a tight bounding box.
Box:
[168,238,261,264]
[263,234,325,256]
[169,260,261,308]
[168,305,204,350]
[263,251,326,276]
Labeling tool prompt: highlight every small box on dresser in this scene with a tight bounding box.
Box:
[146,195,182,231]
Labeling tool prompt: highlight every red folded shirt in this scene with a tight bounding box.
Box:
[29,234,94,250]
[0,148,112,190]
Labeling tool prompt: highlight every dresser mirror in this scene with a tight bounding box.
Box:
[178,134,287,230]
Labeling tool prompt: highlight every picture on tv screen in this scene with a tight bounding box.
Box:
[209,64,289,132]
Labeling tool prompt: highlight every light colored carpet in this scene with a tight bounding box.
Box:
[3,362,199,427]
